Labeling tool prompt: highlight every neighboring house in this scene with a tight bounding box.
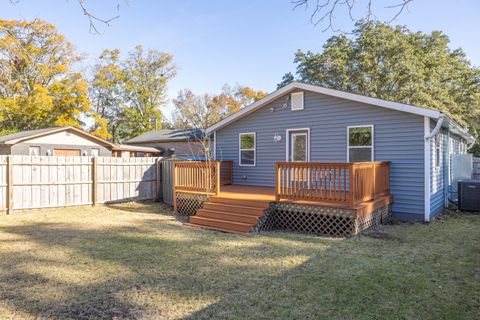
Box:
[112,144,161,158]
[0,127,115,157]
[208,82,475,222]
[125,129,206,158]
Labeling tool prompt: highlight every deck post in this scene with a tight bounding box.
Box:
[173,162,177,212]
[275,163,280,202]
[215,161,221,196]
[349,163,355,208]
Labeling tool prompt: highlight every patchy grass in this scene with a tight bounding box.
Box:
[0,203,479,319]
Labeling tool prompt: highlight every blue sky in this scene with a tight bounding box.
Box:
[2,0,479,121]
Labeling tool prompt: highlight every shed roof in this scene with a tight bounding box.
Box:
[112,144,161,153]
[0,127,117,147]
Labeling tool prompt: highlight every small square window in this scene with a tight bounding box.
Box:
[291,92,304,111]
[29,146,40,156]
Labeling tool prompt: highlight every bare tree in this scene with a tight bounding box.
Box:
[292,0,414,32]
[8,0,123,34]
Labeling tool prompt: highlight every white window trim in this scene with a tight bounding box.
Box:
[29,146,40,156]
[291,91,304,111]
[285,128,310,162]
[91,148,100,157]
[434,135,441,170]
[239,132,256,166]
[424,117,431,222]
[347,125,374,162]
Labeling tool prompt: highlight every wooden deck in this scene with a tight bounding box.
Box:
[187,184,393,234]
[175,161,393,234]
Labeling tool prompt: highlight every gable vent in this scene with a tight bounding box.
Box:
[291,91,304,111]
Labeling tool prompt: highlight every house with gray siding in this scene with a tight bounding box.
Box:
[207,82,475,222]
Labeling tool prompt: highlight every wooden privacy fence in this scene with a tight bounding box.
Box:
[173,160,232,210]
[275,161,390,207]
[0,156,161,214]
[473,157,480,180]
[158,157,189,206]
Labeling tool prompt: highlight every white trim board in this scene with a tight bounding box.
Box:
[285,128,310,162]
[346,125,374,162]
[424,117,431,222]
[207,82,442,133]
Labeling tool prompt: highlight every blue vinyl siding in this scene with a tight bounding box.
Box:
[215,90,426,220]
[429,123,467,219]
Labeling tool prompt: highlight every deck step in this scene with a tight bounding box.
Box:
[183,223,248,235]
[197,209,260,224]
[202,202,266,216]
[189,216,252,233]
[209,196,271,208]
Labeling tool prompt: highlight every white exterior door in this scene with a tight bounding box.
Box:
[287,129,309,162]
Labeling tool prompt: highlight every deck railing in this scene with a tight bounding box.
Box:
[275,161,390,207]
[173,160,232,210]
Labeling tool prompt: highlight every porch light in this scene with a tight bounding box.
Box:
[274,133,282,143]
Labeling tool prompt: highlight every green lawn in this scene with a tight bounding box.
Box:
[0,203,478,320]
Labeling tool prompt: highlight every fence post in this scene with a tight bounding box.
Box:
[92,157,98,206]
[6,155,13,215]
[156,158,162,202]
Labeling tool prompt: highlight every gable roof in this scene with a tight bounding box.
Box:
[207,81,475,144]
[125,129,204,144]
[207,82,443,134]
[0,127,117,148]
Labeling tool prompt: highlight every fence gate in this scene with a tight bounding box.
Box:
[474,157,480,180]
[159,157,189,206]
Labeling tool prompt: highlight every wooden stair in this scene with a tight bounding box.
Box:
[188,196,270,234]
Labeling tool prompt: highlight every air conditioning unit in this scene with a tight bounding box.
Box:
[458,180,480,211]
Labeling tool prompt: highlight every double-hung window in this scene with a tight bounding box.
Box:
[239,133,256,166]
[348,125,373,162]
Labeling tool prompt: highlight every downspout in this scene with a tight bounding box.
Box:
[424,114,445,140]
[467,138,476,150]
[423,114,445,222]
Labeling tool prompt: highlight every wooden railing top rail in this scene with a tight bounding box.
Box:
[276,161,390,167]
[275,161,391,208]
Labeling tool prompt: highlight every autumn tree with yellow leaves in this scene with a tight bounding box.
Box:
[0,19,103,136]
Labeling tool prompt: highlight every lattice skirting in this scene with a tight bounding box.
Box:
[255,202,391,237]
[355,205,391,234]
[175,192,209,216]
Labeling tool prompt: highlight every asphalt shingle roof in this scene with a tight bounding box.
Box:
[0,128,61,143]
[125,129,204,144]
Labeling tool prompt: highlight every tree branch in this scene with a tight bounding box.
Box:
[77,0,121,34]
[292,0,414,32]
